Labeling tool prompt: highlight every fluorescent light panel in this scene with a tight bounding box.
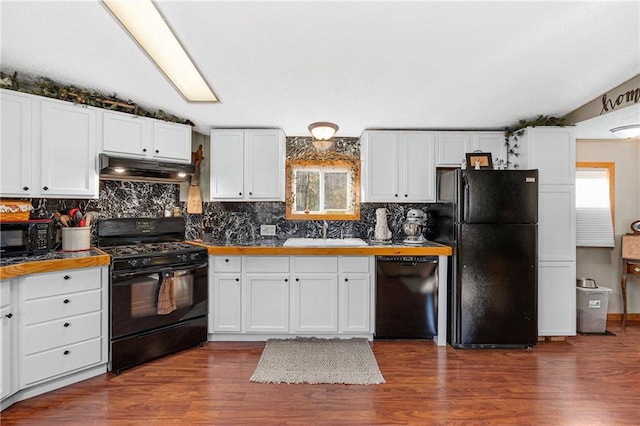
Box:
[103,0,218,102]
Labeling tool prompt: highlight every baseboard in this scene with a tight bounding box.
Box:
[607,313,640,322]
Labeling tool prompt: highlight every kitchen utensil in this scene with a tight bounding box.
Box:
[402,209,427,244]
[576,277,598,288]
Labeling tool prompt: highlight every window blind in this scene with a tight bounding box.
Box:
[576,207,615,247]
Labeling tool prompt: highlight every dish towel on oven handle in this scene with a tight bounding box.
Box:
[157,276,177,315]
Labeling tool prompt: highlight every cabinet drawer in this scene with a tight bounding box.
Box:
[340,257,370,273]
[22,337,102,386]
[292,256,338,273]
[245,256,289,273]
[627,263,640,275]
[22,268,101,300]
[23,289,101,325]
[213,256,242,273]
[24,311,101,355]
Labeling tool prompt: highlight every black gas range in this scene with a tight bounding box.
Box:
[97,217,208,374]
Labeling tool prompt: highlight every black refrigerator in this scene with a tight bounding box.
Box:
[436,169,538,348]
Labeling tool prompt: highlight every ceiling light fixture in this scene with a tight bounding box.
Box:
[309,122,339,140]
[610,124,640,139]
[102,0,219,103]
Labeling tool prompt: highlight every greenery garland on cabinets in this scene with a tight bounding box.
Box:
[0,70,194,126]
[503,115,568,169]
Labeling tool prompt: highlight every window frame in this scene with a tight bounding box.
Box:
[575,161,616,247]
[285,158,361,220]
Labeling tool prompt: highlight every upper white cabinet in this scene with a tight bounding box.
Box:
[1,91,99,198]
[210,129,285,201]
[40,99,98,198]
[0,91,32,197]
[436,131,506,167]
[101,110,191,163]
[361,130,436,202]
[520,127,575,185]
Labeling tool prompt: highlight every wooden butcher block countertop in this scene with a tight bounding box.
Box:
[0,249,110,280]
[193,239,453,257]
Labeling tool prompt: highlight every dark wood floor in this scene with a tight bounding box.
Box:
[3,322,639,425]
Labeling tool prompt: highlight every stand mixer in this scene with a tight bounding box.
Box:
[402,209,427,244]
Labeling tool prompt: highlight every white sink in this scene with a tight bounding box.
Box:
[283,237,368,247]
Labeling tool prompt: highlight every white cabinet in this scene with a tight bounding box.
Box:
[101,110,192,163]
[39,99,98,198]
[210,256,242,333]
[0,91,32,197]
[1,280,16,401]
[0,90,99,198]
[291,257,339,333]
[519,127,576,336]
[538,262,576,336]
[244,256,290,333]
[210,129,285,201]
[361,130,436,202]
[436,131,506,167]
[208,255,374,339]
[18,267,106,387]
[245,274,290,333]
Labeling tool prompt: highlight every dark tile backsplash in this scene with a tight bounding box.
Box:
[26,181,436,244]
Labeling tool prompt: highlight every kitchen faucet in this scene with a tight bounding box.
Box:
[322,221,328,239]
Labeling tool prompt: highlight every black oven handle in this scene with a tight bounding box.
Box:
[111,261,208,279]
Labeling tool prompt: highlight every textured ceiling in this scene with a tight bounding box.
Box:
[1,1,638,138]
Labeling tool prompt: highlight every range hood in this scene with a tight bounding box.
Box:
[99,153,195,182]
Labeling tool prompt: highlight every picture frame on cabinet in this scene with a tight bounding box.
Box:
[466,152,493,169]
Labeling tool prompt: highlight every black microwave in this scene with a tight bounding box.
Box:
[0,220,54,255]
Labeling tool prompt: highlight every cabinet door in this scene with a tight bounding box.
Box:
[245,130,284,200]
[212,275,242,332]
[210,130,245,199]
[245,274,290,333]
[0,91,32,197]
[526,127,575,185]
[538,261,576,336]
[102,111,149,157]
[339,273,371,333]
[538,186,576,262]
[40,100,98,197]
[152,121,191,162]
[402,132,436,202]
[473,132,506,166]
[1,279,15,400]
[292,275,338,332]
[436,132,470,166]
[362,131,400,202]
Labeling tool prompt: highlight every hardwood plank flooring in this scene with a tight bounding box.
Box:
[3,322,639,425]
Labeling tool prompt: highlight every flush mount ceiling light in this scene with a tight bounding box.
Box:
[610,124,640,139]
[102,0,219,103]
[309,122,339,140]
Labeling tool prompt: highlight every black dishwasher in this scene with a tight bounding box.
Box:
[375,256,438,339]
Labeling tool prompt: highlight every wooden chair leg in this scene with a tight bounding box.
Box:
[621,269,627,330]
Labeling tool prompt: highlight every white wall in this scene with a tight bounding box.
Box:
[576,139,640,314]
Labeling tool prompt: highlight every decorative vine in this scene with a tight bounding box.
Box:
[0,70,194,126]
[503,115,568,168]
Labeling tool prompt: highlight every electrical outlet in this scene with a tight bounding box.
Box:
[260,224,276,236]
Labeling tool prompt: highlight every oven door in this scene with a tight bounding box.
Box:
[110,261,208,339]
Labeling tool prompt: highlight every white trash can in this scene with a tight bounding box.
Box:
[576,286,612,333]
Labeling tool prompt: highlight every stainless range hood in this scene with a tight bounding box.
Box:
[99,153,195,182]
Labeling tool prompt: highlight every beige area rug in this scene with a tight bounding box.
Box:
[250,337,385,385]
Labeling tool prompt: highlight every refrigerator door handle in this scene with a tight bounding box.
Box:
[462,175,469,222]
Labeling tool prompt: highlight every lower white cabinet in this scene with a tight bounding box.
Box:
[1,280,16,401]
[2,266,108,410]
[208,255,374,338]
[538,261,576,336]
